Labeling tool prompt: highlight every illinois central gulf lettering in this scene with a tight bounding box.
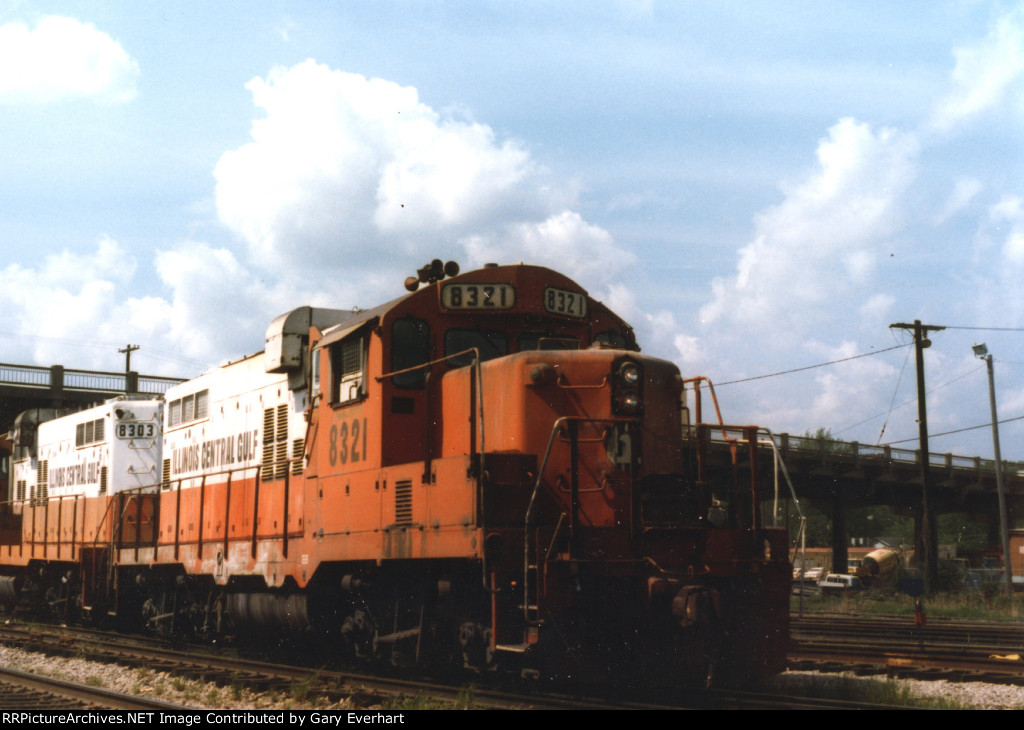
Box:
[173,430,259,476]
[236,430,257,462]
[172,444,201,476]
[201,435,234,469]
[52,460,102,487]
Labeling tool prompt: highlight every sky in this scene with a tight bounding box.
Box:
[1,1,1023,461]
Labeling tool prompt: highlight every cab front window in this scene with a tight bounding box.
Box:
[445,329,507,367]
[520,332,579,351]
[391,317,431,388]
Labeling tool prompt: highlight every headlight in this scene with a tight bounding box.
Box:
[612,359,643,416]
[619,393,641,412]
[618,362,640,385]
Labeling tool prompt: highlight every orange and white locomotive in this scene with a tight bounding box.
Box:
[1,261,790,686]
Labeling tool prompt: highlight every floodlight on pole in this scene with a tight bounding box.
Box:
[974,343,1013,597]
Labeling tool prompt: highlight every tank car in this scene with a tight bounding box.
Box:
[0,261,791,687]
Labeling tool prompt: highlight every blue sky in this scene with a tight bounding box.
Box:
[1,1,1023,461]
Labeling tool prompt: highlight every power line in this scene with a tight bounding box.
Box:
[882,413,1024,446]
[834,363,987,437]
[876,343,913,443]
[714,342,911,386]
[940,325,1024,332]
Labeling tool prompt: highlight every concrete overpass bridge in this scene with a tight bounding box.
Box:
[0,362,184,433]
[700,426,1024,576]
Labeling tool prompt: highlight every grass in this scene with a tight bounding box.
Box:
[792,589,1024,621]
[381,692,459,711]
[456,684,475,710]
[290,671,320,703]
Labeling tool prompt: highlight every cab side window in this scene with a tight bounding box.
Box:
[330,336,366,405]
[311,346,321,397]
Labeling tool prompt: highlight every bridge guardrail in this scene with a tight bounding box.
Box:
[690,427,1024,480]
[0,362,183,395]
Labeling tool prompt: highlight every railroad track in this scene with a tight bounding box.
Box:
[0,621,910,710]
[0,664,191,710]
[0,622,616,710]
[792,614,1024,684]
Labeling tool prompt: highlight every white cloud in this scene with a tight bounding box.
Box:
[0,59,643,376]
[599,282,679,360]
[461,211,634,288]
[859,293,895,323]
[0,16,139,104]
[970,195,1024,326]
[683,5,1024,449]
[699,118,918,335]
[0,238,279,373]
[0,238,137,366]
[152,242,277,362]
[928,6,1024,133]
[935,177,983,224]
[807,340,898,434]
[214,59,588,294]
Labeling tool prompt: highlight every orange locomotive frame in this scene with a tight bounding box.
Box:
[2,261,791,686]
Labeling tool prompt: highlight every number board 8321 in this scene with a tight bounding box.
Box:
[440,283,515,310]
[544,286,587,318]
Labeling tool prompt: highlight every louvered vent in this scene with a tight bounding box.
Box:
[262,443,275,481]
[395,479,413,525]
[37,460,48,504]
[263,407,275,444]
[275,441,288,479]
[276,403,288,441]
[162,458,171,490]
[262,404,293,480]
[291,438,305,475]
[99,466,108,496]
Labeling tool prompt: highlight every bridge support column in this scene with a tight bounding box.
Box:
[48,365,65,408]
[831,482,848,573]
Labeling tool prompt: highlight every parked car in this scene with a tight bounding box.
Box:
[817,573,865,596]
[796,566,823,582]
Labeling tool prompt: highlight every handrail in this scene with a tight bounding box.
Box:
[683,376,736,445]
[521,415,637,619]
[523,417,570,619]
[556,374,608,390]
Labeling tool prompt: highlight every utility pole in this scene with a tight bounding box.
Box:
[889,320,944,594]
[119,344,139,394]
[973,344,1014,597]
